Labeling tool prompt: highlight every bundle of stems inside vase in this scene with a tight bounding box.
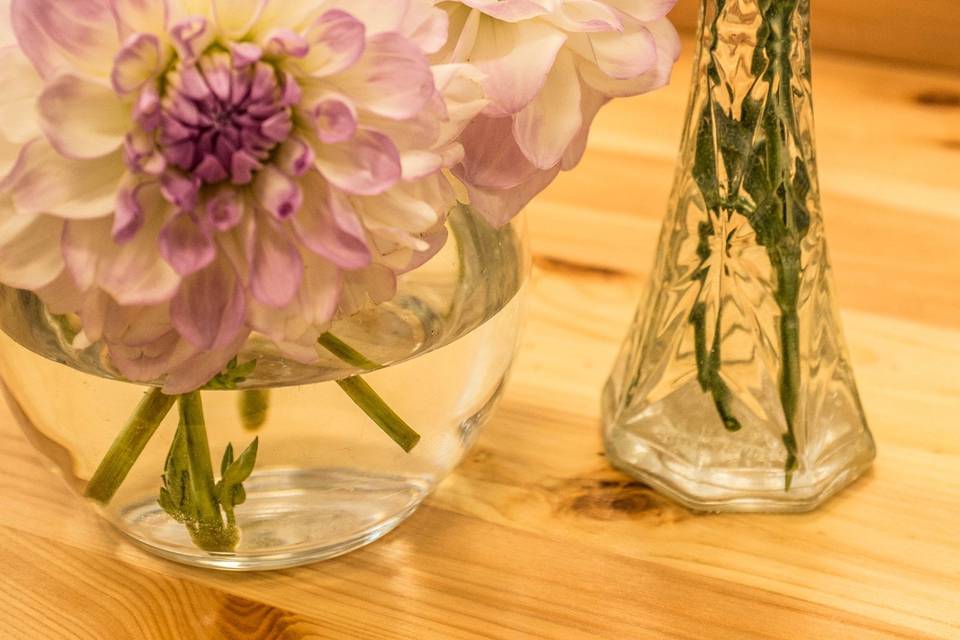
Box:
[689,0,811,487]
[84,334,420,552]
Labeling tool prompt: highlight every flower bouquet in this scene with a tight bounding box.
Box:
[0,0,679,568]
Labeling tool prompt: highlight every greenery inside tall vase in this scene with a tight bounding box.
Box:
[603,0,875,512]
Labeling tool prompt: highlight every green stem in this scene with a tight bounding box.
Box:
[179,392,236,552]
[85,388,176,504]
[319,332,422,452]
[318,332,382,371]
[336,377,421,452]
[691,0,808,488]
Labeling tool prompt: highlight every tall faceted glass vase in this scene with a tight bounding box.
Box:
[603,0,875,512]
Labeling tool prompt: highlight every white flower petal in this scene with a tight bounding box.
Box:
[513,49,582,169]
[38,75,130,159]
[7,141,124,218]
[0,207,64,290]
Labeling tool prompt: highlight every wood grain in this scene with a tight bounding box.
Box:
[1,37,958,640]
[669,0,960,70]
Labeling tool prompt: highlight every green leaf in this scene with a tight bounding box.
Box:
[158,424,194,524]
[217,437,259,522]
[204,358,259,390]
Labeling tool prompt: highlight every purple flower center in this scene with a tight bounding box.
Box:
[159,52,296,186]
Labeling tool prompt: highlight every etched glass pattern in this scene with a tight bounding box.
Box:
[603,0,875,512]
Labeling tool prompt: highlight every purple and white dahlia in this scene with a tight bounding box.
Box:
[0,0,485,392]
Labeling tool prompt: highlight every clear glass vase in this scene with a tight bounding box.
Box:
[603,0,875,512]
[0,208,528,570]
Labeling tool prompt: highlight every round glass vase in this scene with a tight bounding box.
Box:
[0,207,528,570]
[603,0,875,513]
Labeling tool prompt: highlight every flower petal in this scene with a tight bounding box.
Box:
[513,49,582,169]
[249,216,303,308]
[314,128,401,196]
[253,165,303,220]
[111,33,162,94]
[11,0,120,79]
[460,0,555,22]
[6,140,124,218]
[469,18,567,116]
[213,0,265,39]
[578,18,680,97]
[38,74,130,159]
[0,47,44,145]
[170,257,246,350]
[111,0,169,36]
[0,208,64,290]
[63,201,181,305]
[455,115,539,190]
[161,331,250,394]
[335,32,436,121]
[298,10,366,77]
[159,212,216,276]
[293,171,371,269]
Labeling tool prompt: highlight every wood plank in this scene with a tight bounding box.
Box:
[668,0,960,70]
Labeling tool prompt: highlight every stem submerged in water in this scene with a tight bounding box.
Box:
[85,388,176,504]
[318,332,422,453]
[336,377,421,453]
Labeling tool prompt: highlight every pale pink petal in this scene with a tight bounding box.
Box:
[560,81,609,170]
[213,0,265,39]
[460,165,560,228]
[253,165,303,220]
[0,47,44,145]
[0,210,64,289]
[469,19,567,116]
[578,18,680,96]
[293,171,371,269]
[63,203,181,305]
[460,0,555,22]
[314,128,401,196]
[159,212,215,276]
[301,93,358,144]
[400,151,443,180]
[604,0,676,21]
[297,252,341,326]
[567,26,657,80]
[170,257,246,350]
[112,177,148,242]
[263,28,309,58]
[7,140,124,218]
[38,75,130,159]
[545,0,622,32]
[111,0,169,36]
[513,49,582,169]
[275,137,316,177]
[169,17,214,63]
[11,0,120,79]
[297,9,365,77]
[335,32,436,121]
[338,264,397,316]
[161,331,250,394]
[112,33,162,94]
[248,216,303,308]
[455,115,539,191]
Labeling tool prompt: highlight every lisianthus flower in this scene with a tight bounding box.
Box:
[0,0,486,392]
[436,0,680,225]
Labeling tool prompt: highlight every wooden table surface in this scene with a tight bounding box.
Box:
[2,39,959,640]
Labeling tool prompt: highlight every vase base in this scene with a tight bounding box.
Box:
[603,385,876,514]
[108,468,431,571]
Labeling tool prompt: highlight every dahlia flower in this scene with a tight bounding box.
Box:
[0,0,485,392]
[435,0,681,225]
